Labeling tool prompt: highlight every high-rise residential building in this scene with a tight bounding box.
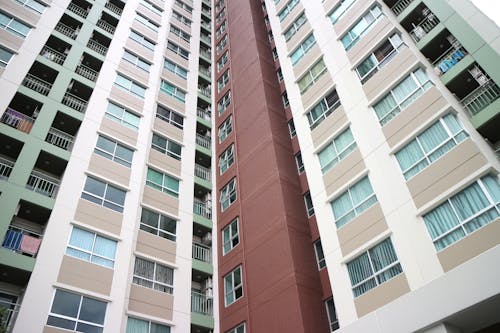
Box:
[0,0,499,332]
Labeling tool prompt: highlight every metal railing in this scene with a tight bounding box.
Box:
[391,0,414,16]
[461,80,500,116]
[195,133,211,149]
[0,108,35,133]
[201,21,211,30]
[192,242,212,263]
[201,34,211,44]
[200,49,211,59]
[197,107,211,120]
[75,63,99,81]
[0,155,14,179]
[97,19,116,34]
[46,127,74,151]
[55,22,78,39]
[432,46,467,76]
[40,45,67,65]
[410,14,440,42]
[105,1,122,15]
[22,74,52,96]
[191,292,213,316]
[195,164,211,181]
[87,39,108,55]
[201,8,211,16]
[67,2,88,18]
[198,85,211,97]
[62,92,88,113]
[2,224,43,257]
[0,298,20,332]
[26,170,60,198]
[199,66,211,77]
[193,199,212,219]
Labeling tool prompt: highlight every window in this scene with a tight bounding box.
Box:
[170,24,190,42]
[278,0,299,22]
[224,266,243,306]
[216,0,225,12]
[288,119,296,138]
[329,0,356,24]
[122,50,151,72]
[0,46,14,68]
[175,0,192,13]
[307,90,341,129]
[314,240,326,269]
[66,227,117,268]
[135,14,160,32]
[164,59,187,79]
[373,68,432,125]
[114,74,146,98]
[282,92,289,108]
[341,5,383,50]
[267,31,274,43]
[47,290,106,333]
[290,34,315,65]
[151,133,182,160]
[318,127,356,173]
[172,10,191,26]
[219,144,234,174]
[356,34,404,83]
[140,208,177,242]
[347,238,402,297]
[126,317,170,333]
[81,176,126,213]
[304,192,314,217]
[156,104,184,129]
[227,323,245,333]
[222,218,239,254]
[0,12,31,38]
[133,257,174,294]
[331,176,377,227]
[216,9,226,24]
[217,51,229,71]
[298,59,327,94]
[140,0,163,15]
[284,12,307,41]
[277,68,283,81]
[218,70,230,92]
[395,114,468,180]
[272,47,278,60]
[295,152,304,174]
[130,30,155,51]
[218,116,232,143]
[105,102,140,130]
[423,175,500,251]
[218,91,231,114]
[146,168,179,198]
[325,298,339,331]
[160,80,186,102]
[216,21,226,38]
[15,0,46,13]
[95,135,134,167]
[221,178,237,211]
[216,35,228,54]
[167,41,189,59]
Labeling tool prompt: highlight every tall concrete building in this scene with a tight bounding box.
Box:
[0,0,499,332]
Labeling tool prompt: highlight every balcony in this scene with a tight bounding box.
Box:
[97,19,115,34]
[62,92,87,113]
[201,8,211,17]
[0,155,14,180]
[2,225,43,258]
[0,294,20,333]
[67,2,90,19]
[192,242,211,263]
[193,199,211,219]
[105,1,123,15]
[40,46,67,65]
[200,49,211,60]
[62,80,92,113]
[200,33,211,44]
[401,5,440,43]
[75,63,98,81]
[201,21,211,31]
[55,22,78,39]
[386,0,414,16]
[87,38,108,55]
[197,107,211,121]
[26,170,60,198]
[191,291,213,316]
[198,85,211,98]
[0,108,35,134]
[461,80,500,116]
[196,133,211,149]
[199,66,211,78]
[22,74,52,96]
[195,164,211,182]
[46,127,75,151]
[433,46,467,76]
[409,15,439,42]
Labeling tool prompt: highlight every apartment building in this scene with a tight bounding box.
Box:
[0,0,499,332]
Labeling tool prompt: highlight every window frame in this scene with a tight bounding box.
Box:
[160,80,186,102]
[227,322,245,333]
[218,91,231,115]
[329,0,356,24]
[81,176,126,213]
[133,257,174,294]
[167,40,189,60]
[130,30,155,51]
[122,49,151,72]
[135,13,160,32]
[114,73,147,99]
[140,207,177,242]
[220,178,237,211]
[94,135,134,168]
[218,116,233,143]
[278,0,299,22]
[15,0,46,14]
[218,70,230,92]
[164,59,188,80]
[146,167,180,198]
[224,266,243,306]
[283,12,307,41]
[105,102,141,130]
[314,240,326,269]
[318,127,356,174]
[298,58,327,94]
[151,133,182,160]
[0,45,14,68]
[304,192,314,217]
[155,104,184,129]
[66,227,117,268]
[126,317,171,333]
[169,24,190,42]
[290,33,316,66]
[0,12,31,38]
[306,90,341,129]
[222,218,239,255]
[219,144,234,174]
[340,5,383,51]
[295,152,304,174]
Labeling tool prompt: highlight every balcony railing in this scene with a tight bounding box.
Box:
[22,74,52,96]
[46,127,75,151]
[2,225,43,257]
[410,14,440,42]
[0,297,20,332]
[67,2,89,18]
[0,155,14,179]
[62,92,88,113]
[201,34,211,44]
[198,85,211,97]
[105,1,122,15]
[201,8,211,17]
[0,108,35,133]
[191,292,213,316]
[26,170,60,198]
[199,66,211,77]
[433,46,467,76]
[75,63,99,81]
[193,199,211,219]
[192,242,212,263]
[55,22,78,39]
[201,21,211,30]
[195,164,211,181]
[391,0,414,16]
[200,49,211,59]
[196,133,211,149]
[97,19,116,34]
[197,107,211,120]
[461,80,500,116]
[40,45,67,65]
[87,39,108,55]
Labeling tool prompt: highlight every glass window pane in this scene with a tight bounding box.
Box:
[51,290,80,318]
[105,185,126,206]
[126,318,148,333]
[84,178,106,197]
[79,297,106,325]
[69,227,94,251]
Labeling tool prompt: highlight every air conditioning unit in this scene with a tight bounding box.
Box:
[202,232,212,245]
[469,66,488,85]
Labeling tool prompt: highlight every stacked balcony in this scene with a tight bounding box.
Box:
[400,4,441,44]
[1,94,42,134]
[55,14,83,40]
[40,36,72,66]
[104,0,124,16]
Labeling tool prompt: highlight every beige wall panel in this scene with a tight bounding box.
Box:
[285,19,311,52]
[409,141,488,208]
[128,285,174,320]
[346,17,393,65]
[161,68,187,91]
[136,5,162,26]
[354,273,410,317]
[167,32,190,53]
[157,89,186,115]
[44,326,73,333]
[2,2,40,27]
[117,61,149,88]
[175,6,193,19]
[74,199,123,235]
[383,87,447,148]
[0,30,24,52]
[130,21,158,46]
[124,40,155,64]
[337,203,387,255]
[109,85,144,114]
[153,117,184,142]
[362,48,418,101]
[323,148,366,197]
[57,255,113,295]
[88,153,131,188]
[136,230,176,263]
[148,0,164,10]
[164,50,189,69]
[279,3,304,31]
[323,0,341,14]
[311,106,348,147]
[148,149,182,177]
[100,116,138,147]
[293,45,322,78]
[333,0,375,36]
[142,186,179,217]
[301,72,333,109]
[438,219,500,272]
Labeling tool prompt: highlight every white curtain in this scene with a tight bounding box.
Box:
[126,318,148,333]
